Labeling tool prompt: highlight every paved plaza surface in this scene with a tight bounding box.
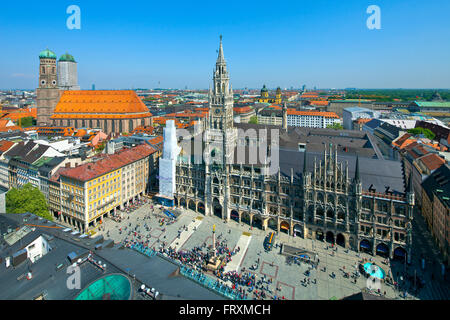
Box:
[96,198,449,300]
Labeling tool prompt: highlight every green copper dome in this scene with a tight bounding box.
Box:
[59,53,76,62]
[39,48,57,59]
[261,84,268,92]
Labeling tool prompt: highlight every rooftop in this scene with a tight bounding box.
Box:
[0,213,224,300]
[51,90,153,119]
[59,144,156,182]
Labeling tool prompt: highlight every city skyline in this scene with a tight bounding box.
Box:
[1,0,450,89]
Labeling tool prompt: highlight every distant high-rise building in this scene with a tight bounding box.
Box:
[57,53,80,91]
[92,84,96,90]
[36,48,62,125]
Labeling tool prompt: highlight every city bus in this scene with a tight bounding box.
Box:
[264,232,276,251]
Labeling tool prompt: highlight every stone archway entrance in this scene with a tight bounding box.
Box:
[393,247,407,261]
[280,221,290,235]
[336,233,346,247]
[268,218,277,231]
[197,202,205,214]
[241,212,250,225]
[316,229,324,241]
[376,242,389,258]
[326,231,335,244]
[188,200,196,212]
[359,239,372,253]
[212,198,222,219]
[293,224,303,237]
[230,210,239,222]
[179,198,186,208]
[252,215,263,230]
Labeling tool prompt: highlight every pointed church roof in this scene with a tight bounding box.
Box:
[217,35,225,64]
[303,149,307,173]
[407,171,413,193]
[355,155,360,182]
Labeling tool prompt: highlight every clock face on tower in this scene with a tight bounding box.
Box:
[215,108,221,115]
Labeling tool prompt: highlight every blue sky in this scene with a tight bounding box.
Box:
[1,0,449,89]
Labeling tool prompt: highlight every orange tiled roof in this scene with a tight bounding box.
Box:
[233,106,253,114]
[0,140,15,153]
[355,118,373,125]
[0,119,23,131]
[75,129,87,137]
[164,111,208,119]
[60,144,156,182]
[287,109,339,119]
[0,119,13,128]
[147,135,163,146]
[0,108,37,121]
[0,126,23,132]
[393,133,416,149]
[132,126,155,135]
[302,92,319,97]
[405,143,429,159]
[418,153,446,172]
[51,90,153,119]
[309,100,329,106]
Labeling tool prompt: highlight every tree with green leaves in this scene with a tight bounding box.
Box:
[16,116,35,128]
[407,127,436,140]
[249,116,258,124]
[327,123,344,130]
[6,183,53,221]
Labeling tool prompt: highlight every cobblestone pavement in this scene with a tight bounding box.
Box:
[96,199,448,300]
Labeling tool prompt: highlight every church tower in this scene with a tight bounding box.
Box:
[36,48,61,125]
[204,36,237,221]
[282,102,288,132]
[206,35,237,165]
[57,53,80,91]
[275,87,282,104]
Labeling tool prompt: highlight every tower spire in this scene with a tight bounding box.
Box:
[303,148,307,174]
[217,35,225,64]
[354,155,360,182]
[407,171,413,193]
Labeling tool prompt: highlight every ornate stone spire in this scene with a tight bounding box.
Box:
[406,171,413,193]
[303,147,307,174]
[217,35,225,64]
[354,155,360,182]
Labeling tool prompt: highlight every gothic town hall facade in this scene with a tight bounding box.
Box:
[173,37,414,262]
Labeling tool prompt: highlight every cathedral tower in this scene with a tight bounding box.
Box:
[36,48,62,125]
[57,53,80,91]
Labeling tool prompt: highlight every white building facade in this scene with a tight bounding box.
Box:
[287,111,341,128]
